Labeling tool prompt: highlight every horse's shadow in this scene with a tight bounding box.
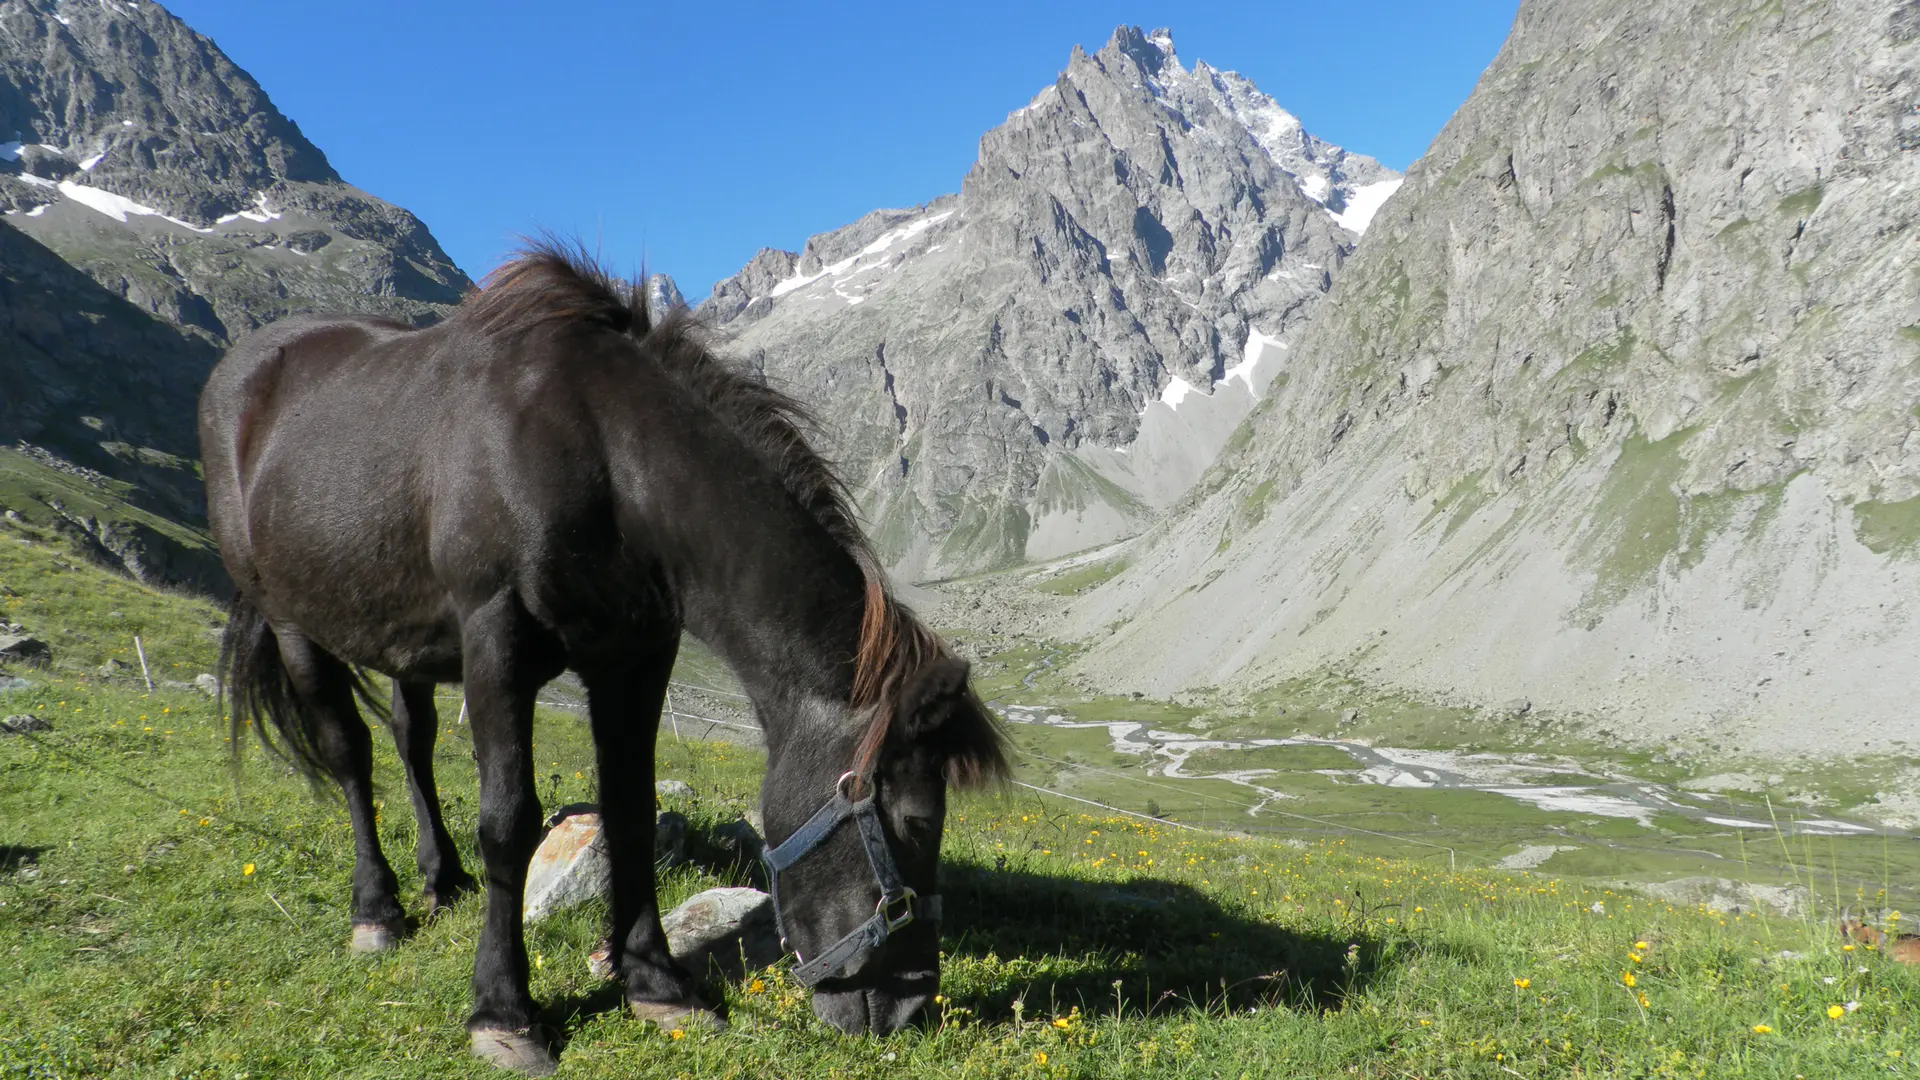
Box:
[940,863,1386,1020]
[538,837,1391,1043]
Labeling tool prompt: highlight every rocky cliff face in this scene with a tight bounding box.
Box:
[0,0,471,587]
[702,28,1397,578]
[1068,0,1920,754]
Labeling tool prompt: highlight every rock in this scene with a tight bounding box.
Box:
[1504,699,1533,719]
[0,677,34,693]
[0,635,51,668]
[654,779,694,800]
[1623,877,1810,919]
[522,813,610,923]
[712,818,766,863]
[661,886,780,977]
[1,714,51,734]
[192,673,220,697]
[524,807,708,921]
[654,811,688,868]
[97,658,126,677]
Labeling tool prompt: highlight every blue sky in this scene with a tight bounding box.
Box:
[164,1,1518,299]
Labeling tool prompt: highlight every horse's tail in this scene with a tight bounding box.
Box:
[220,594,386,787]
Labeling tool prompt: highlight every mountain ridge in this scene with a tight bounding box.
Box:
[1064,0,1920,755]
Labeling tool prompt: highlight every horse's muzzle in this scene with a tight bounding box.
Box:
[812,974,936,1035]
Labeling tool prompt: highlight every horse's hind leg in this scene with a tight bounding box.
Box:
[390,679,477,913]
[277,631,406,952]
[581,643,724,1031]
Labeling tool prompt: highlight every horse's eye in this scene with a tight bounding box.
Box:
[902,815,937,841]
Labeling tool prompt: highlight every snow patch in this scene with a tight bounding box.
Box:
[1158,376,1197,410]
[1298,174,1328,203]
[215,192,282,224]
[1703,816,1771,829]
[17,174,54,188]
[25,204,47,217]
[57,180,212,233]
[1219,326,1286,394]
[768,210,953,301]
[1012,85,1056,118]
[79,151,105,171]
[1330,178,1403,234]
[1485,787,1658,825]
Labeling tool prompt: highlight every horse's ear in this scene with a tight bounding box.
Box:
[894,656,971,739]
[890,656,1009,788]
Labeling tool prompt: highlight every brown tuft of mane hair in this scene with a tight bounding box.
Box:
[460,240,1007,787]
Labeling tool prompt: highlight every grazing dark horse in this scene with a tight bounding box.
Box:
[199,242,1007,1074]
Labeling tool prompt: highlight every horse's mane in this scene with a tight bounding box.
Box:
[455,240,1005,787]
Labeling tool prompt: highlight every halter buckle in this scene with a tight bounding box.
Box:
[878,887,918,932]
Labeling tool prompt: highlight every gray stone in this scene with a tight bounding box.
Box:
[1,714,51,735]
[192,673,221,697]
[97,659,126,677]
[0,636,51,668]
[711,818,766,863]
[1622,876,1810,919]
[522,813,610,923]
[654,810,688,868]
[0,678,34,694]
[654,779,694,800]
[661,886,781,976]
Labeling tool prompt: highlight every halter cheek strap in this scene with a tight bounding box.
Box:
[760,772,941,988]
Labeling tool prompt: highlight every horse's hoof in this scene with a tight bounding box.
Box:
[350,919,403,954]
[629,999,728,1032]
[424,874,478,915]
[469,1027,558,1076]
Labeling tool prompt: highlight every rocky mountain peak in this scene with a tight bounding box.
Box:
[701,26,1403,577]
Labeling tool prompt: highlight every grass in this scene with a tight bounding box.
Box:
[4,532,1919,1077]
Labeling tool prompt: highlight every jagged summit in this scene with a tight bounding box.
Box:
[1028,26,1404,233]
[701,26,1402,577]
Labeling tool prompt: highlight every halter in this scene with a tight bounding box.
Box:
[760,771,941,987]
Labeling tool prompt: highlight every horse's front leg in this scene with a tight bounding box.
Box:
[389,679,477,913]
[461,594,563,1076]
[582,643,724,1030]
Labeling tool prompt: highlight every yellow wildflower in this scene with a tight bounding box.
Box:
[1033,1051,1047,1065]
[1827,1005,1845,1020]
[1053,1017,1071,1029]
[747,979,765,995]
[1752,1024,1772,1034]
[1621,972,1636,988]
[242,863,255,876]
[1513,978,1530,989]
[669,1029,685,1040]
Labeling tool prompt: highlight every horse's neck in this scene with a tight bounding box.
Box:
[646,487,868,718]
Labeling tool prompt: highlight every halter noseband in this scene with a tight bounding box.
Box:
[760,771,941,988]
